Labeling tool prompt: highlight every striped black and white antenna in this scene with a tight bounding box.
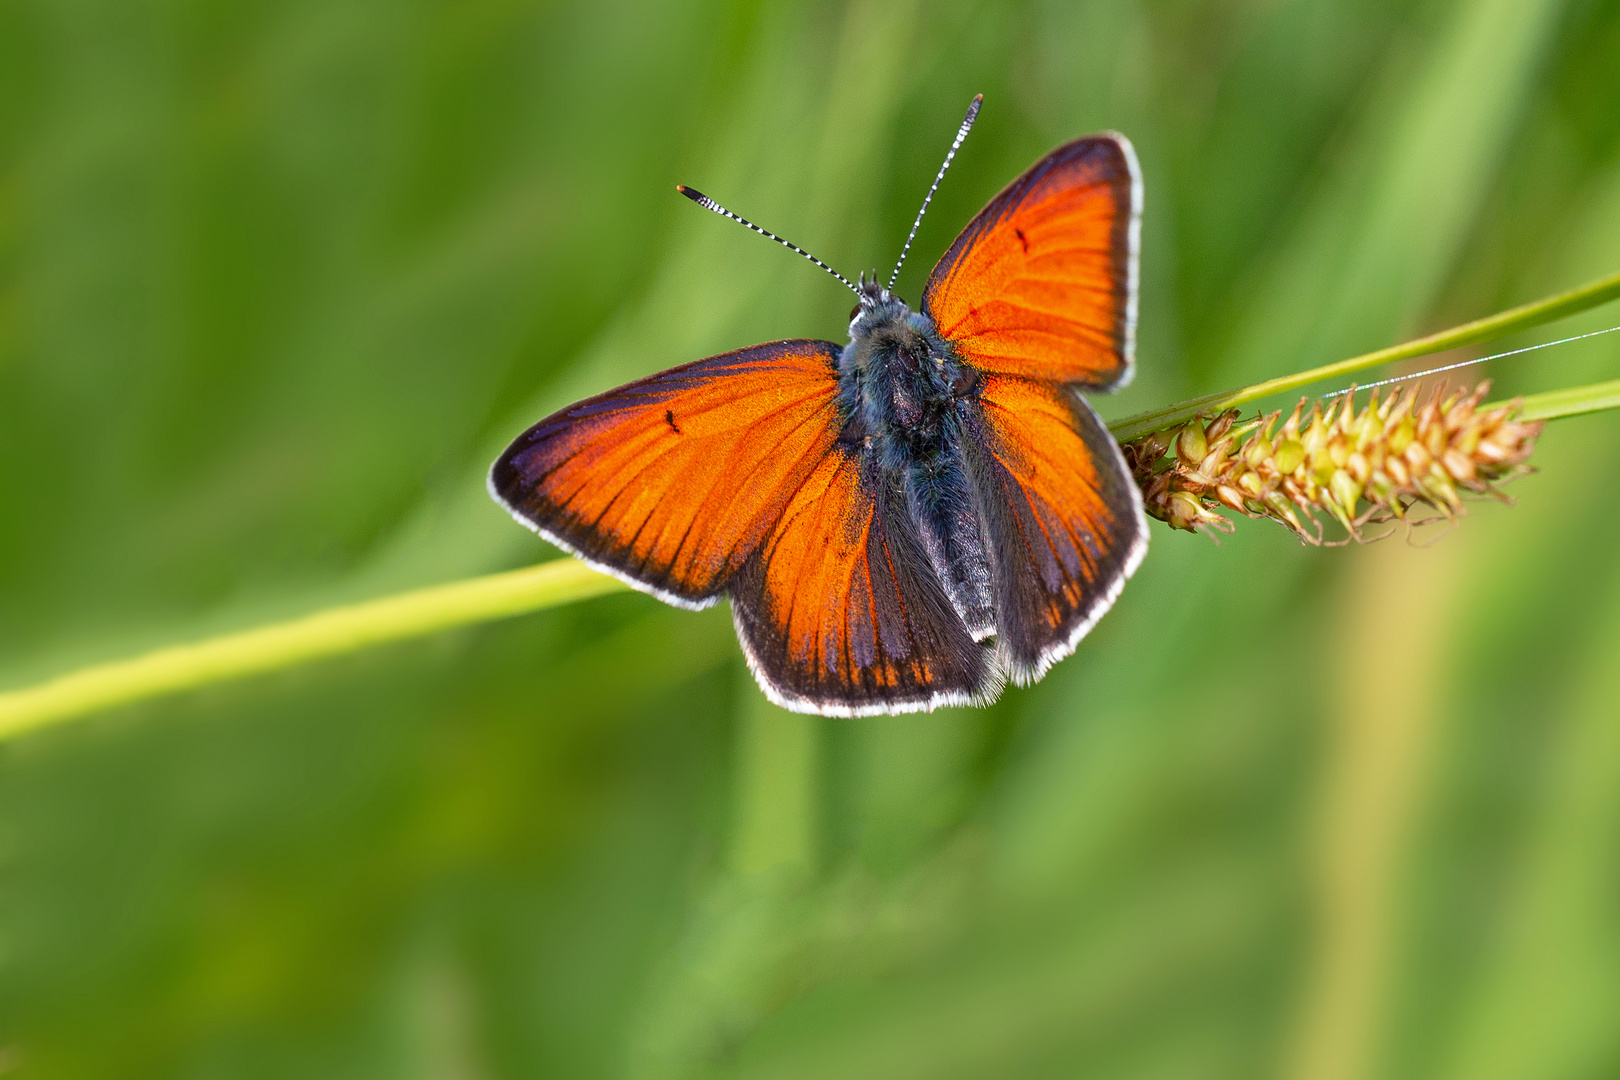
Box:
[676,184,860,299]
[1322,324,1620,399]
[888,94,983,293]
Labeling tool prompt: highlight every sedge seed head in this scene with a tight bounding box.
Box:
[1122,381,1542,544]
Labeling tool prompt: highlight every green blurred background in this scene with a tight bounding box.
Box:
[3,0,1620,1076]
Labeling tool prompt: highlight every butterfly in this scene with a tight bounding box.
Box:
[490,95,1148,716]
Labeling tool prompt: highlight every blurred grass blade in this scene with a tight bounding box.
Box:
[0,560,625,740]
[1110,268,1620,442]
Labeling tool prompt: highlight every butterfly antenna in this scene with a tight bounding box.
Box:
[887,93,983,293]
[676,185,860,298]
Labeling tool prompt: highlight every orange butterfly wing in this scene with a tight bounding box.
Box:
[922,134,1140,389]
[729,444,996,715]
[492,338,996,713]
[967,374,1148,681]
[489,340,844,607]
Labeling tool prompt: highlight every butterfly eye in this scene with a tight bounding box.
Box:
[849,304,862,322]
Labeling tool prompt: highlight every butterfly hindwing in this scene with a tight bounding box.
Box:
[966,373,1148,682]
[730,443,997,715]
[923,134,1141,389]
[489,340,844,607]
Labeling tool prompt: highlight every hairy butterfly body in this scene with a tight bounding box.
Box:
[490,98,1148,715]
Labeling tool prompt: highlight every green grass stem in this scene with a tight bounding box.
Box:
[1110,268,1620,442]
[0,560,627,741]
[1505,378,1620,422]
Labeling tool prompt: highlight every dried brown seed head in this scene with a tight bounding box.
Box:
[1122,381,1542,544]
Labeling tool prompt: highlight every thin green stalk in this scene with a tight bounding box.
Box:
[0,560,626,741]
[1109,269,1620,442]
[1504,378,1620,422]
[3,275,1619,741]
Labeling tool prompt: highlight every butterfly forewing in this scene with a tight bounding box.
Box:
[730,445,997,715]
[923,134,1140,389]
[489,340,844,607]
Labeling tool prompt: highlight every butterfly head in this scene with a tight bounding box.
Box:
[849,271,909,336]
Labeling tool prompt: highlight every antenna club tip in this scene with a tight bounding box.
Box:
[676,184,704,202]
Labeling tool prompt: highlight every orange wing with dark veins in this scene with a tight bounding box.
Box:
[489,340,844,607]
[730,445,998,715]
[967,374,1148,681]
[923,135,1141,389]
